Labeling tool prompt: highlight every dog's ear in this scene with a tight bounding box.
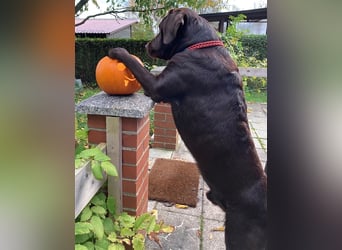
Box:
[162,11,185,45]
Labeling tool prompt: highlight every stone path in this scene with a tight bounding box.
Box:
[146,102,267,249]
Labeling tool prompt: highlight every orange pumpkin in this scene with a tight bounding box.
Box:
[95,55,143,95]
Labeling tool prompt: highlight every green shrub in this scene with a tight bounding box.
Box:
[75,192,174,250]
[75,35,266,86]
[241,35,267,60]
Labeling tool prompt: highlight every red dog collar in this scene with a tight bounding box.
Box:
[188,40,224,50]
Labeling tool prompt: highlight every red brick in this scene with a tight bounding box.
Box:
[154,113,166,121]
[154,128,166,136]
[136,148,149,170]
[122,167,148,194]
[87,115,106,129]
[137,120,150,144]
[122,140,148,165]
[123,195,137,209]
[136,191,148,215]
[165,129,177,137]
[122,165,138,179]
[122,179,138,194]
[164,143,177,150]
[88,129,106,144]
[151,142,165,148]
[165,113,175,122]
[154,120,176,129]
[122,149,138,165]
[154,103,172,113]
[154,135,177,144]
[122,134,138,148]
[122,149,148,179]
[122,118,138,132]
[122,116,148,132]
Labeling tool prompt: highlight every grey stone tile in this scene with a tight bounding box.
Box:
[255,129,267,139]
[148,200,157,212]
[149,148,173,160]
[202,181,225,222]
[202,219,226,250]
[256,148,267,162]
[172,141,196,163]
[251,122,267,132]
[145,210,201,250]
[252,137,263,149]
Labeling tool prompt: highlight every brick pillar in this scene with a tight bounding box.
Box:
[152,102,179,150]
[77,92,154,216]
[121,116,150,216]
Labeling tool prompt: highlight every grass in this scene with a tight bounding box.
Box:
[244,89,267,103]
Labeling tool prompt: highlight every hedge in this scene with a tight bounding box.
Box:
[76,35,266,85]
[241,35,267,60]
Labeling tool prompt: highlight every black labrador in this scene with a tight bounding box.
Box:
[108,8,267,249]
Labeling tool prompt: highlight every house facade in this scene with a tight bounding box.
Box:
[75,18,138,38]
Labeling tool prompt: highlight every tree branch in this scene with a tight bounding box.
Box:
[75,0,90,14]
[75,7,166,26]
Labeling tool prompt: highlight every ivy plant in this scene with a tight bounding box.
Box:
[75,192,174,250]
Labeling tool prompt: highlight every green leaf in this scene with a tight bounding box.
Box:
[75,158,85,169]
[108,243,125,250]
[76,129,88,140]
[75,244,88,250]
[75,222,93,235]
[106,196,116,216]
[94,238,110,250]
[94,151,111,162]
[91,205,107,216]
[91,160,103,180]
[83,241,95,250]
[117,213,135,228]
[91,192,106,206]
[134,213,151,231]
[132,233,145,250]
[120,227,134,237]
[145,215,156,234]
[101,161,118,177]
[79,148,101,159]
[103,218,115,235]
[75,233,92,244]
[80,206,92,222]
[90,215,104,240]
[107,231,117,242]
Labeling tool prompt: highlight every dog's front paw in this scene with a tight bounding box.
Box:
[108,48,130,61]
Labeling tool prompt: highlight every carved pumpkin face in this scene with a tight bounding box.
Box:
[95,55,142,95]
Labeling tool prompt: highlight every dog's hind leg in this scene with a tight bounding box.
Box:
[225,207,266,250]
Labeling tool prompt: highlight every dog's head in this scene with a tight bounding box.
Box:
[146,8,219,60]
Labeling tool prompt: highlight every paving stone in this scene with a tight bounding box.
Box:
[202,218,226,250]
[149,148,173,160]
[202,184,226,222]
[256,148,267,162]
[255,129,267,139]
[145,210,201,250]
[251,122,267,132]
[148,200,157,212]
[171,140,196,163]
